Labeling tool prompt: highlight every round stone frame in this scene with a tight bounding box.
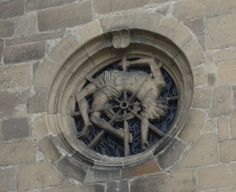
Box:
[31,11,205,182]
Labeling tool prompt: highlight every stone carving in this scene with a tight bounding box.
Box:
[112,29,130,48]
[75,56,169,156]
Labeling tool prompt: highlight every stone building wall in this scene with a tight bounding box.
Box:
[0,0,236,191]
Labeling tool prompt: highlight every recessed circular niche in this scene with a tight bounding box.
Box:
[48,29,193,167]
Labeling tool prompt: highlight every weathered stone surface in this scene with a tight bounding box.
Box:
[0,168,17,191]
[38,1,92,31]
[2,117,30,141]
[203,119,217,133]
[0,90,30,118]
[15,13,38,37]
[182,40,205,67]
[215,49,236,62]
[197,164,236,191]
[26,0,76,11]
[192,88,212,109]
[233,86,236,108]
[42,184,105,192]
[48,35,80,64]
[57,156,86,182]
[30,113,49,139]
[38,136,61,161]
[0,0,24,19]
[0,20,14,37]
[210,86,232,117]
[18,161,63,191]
[4,42,45,64]
[218,117,230,141]
[6,30,65,46]
[157,139,186,169]
[230,111,236,139]
[207,13,236,49]
[179,133,219,168]
[122,158,161,178]
[220,139,236,162]
[84,168,120,183]
[0,140,36,165]
[184,19,204,36]
[179,110,206,144]
[27,86,49,113]
[173,0,236,21]
[0,63,32,90]
[208,73,216,86]
[108,180,129,192]
[130,170,195,192]
[217,60,236,85]
[94,0,150,13]
[0,39,3,61]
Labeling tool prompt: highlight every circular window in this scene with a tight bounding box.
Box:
[72,56,179,157]
[48,29,193,167]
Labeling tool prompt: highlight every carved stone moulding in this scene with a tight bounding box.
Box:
[47,28,192,167]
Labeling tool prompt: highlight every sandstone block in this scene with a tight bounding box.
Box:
[18,161,63,190]
[108,180,129,192]
[27,86,49,113]
[0,63,32,90]
[173,0,236,21]
[130,170,195,192]
[84,168,120,183]
[197,164,236,191]
[42,184,105,192]
[0,39,3,61]
[121,158,161,178]
[26,0,76,11]
[218,60,236,85]
[38,1,92,31]
[179,133,219,168]
[6,30,65,46]
[0,140,36,165]
[2,117,30,141]
[30,113,49,139]
[203,119,217,133]
[56,156,86,182]
[0,0,24,19]
[184,19,204,36]
[230,111,236,139]
[192,88,212,109]
[157,139,186,169]
[15,13,38,37]
[233,86,236,108]
[182,40,205,67]
[220,139,236,162]
[0,20,14,37]
[218,117,230,141]
[179,110,206,144]
[210,86,232,117]
[0,168,16,191]
[215,49,236,63]
[0,90,29,118]
[94,0,150,13]
[38,136,61,161]
[4,42,45,64]
[208,73,216,86]
[207,13,236,49]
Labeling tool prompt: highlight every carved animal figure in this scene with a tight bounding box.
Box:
[76,58,168,150]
